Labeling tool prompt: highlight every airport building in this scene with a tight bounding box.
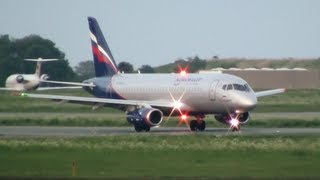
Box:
[199,68,320,89]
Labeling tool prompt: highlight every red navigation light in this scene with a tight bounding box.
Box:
[177,113,190,128]
[177,64,189,76]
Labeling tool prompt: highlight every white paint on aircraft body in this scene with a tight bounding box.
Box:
[5,74,40,91]
[99,73,258,114]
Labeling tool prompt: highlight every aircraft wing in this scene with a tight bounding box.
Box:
[37,86,83,91]
[0,86,82,91]
[254,88,286,98]
[40,80,95,87]
[0,87,21,91]
[20,93,174,108]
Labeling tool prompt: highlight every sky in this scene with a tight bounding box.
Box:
[1,0,320,68]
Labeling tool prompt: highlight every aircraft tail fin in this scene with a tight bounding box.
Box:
[88,17,118,77]
[25,58,58,77]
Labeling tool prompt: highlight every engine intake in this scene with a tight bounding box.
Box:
[16,74,24,83]
[127,108,163,127]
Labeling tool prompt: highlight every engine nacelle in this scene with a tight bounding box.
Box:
[16,74,24,83]
[127,108,163,127]
[40,74,50,80]
[214,112,250,125]
[238,112,250,124]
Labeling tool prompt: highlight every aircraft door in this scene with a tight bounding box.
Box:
[209,80,219,101]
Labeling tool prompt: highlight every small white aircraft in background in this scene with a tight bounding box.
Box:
[0,58,92,91]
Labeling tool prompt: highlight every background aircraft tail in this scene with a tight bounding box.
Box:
[25,58,58,77]
[88,17,118,77]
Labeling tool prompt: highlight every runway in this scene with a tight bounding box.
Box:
[1,126,320,137]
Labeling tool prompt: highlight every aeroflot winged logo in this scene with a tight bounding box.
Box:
[90,31,118,73]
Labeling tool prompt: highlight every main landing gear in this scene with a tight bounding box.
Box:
[189,115,206,131]
[134,124,150,132]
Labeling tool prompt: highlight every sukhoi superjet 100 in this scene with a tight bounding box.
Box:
[21,17,285,132]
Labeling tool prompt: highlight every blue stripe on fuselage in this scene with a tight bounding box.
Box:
[82,77,124,99]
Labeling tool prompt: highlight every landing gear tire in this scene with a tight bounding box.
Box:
[134,125,143,132]
[134,125,151,132]
[190,120,197,131]
[198,120,206,131]
[231,126,240,132]
[189,120,206,131]
[145,126,150,132]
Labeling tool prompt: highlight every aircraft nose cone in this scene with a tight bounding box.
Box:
[240,96,257,111]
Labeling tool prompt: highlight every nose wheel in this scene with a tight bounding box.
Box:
[189,115,206,131]
[231,126,240,132]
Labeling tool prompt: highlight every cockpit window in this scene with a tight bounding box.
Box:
[222,84,226,90]
[233,84,245,91]
[227,84,233,90]
[232,83,251,92]
[244,84,251,92]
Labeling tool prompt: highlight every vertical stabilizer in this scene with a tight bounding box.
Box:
[88,17,118,77]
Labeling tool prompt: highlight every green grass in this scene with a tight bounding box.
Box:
[0,90,122,113]
[253,89,320,112]
[0,89,319,113]
[0,89,319,127]
[0,135,319,178]
[1,112,320,127]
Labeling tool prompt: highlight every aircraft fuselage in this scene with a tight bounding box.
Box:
[83,73,257,116]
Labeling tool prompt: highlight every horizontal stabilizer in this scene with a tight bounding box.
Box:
[25,58,58,62]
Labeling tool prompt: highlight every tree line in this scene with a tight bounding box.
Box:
[0,34,208,86]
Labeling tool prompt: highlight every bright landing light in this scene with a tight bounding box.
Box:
[172,101,183,109]
[230,118,240,128]
[180,70,187,76]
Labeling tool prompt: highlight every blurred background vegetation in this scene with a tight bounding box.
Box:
[1,34,320,86]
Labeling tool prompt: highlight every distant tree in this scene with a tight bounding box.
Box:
[173,56,207,73]
[74,60,95,80]
[118,61,134,73]
[139,65,155,73]
[173,59,188,73]
[188,56,207,73]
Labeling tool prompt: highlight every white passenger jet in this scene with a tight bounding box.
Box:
[0,58,93,91]
[21,17,285,132]
[0,58,60,91]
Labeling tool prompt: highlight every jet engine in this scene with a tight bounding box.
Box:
[214,112,250,125]
[16,74,24,83]
[40,74,50,80]
[127,108,163,132]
